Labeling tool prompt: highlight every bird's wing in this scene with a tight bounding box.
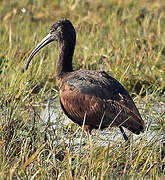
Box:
[59,70,144,133]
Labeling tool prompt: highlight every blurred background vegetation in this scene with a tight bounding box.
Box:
[0,0,165,179]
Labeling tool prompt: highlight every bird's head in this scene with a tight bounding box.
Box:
[25,19,76,70]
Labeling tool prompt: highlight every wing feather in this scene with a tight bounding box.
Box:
[59,70,144,134]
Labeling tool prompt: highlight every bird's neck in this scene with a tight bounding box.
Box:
[56,40,75,79]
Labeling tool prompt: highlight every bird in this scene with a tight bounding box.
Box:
[26,19,145,142]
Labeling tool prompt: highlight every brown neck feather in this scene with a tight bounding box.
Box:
[56,39,75,79]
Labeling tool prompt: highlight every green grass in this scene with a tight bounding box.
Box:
[0,0,165,179]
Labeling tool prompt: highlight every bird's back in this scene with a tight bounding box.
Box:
[59,70,144,134]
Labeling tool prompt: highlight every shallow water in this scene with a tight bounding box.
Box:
[37,97,165,149]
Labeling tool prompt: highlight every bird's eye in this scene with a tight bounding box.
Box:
[50,29,54,34]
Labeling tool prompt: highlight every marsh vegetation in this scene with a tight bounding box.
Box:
[0,0,165,179]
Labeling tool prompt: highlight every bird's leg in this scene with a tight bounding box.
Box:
[119,126,129,142]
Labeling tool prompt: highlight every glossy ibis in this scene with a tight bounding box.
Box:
[26,19,144,141]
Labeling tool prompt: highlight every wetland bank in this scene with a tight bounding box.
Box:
[0,0,165,179]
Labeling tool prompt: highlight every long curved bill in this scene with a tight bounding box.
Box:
[25,33,54,70]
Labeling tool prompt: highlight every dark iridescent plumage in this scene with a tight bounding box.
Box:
[26,19,145,141]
